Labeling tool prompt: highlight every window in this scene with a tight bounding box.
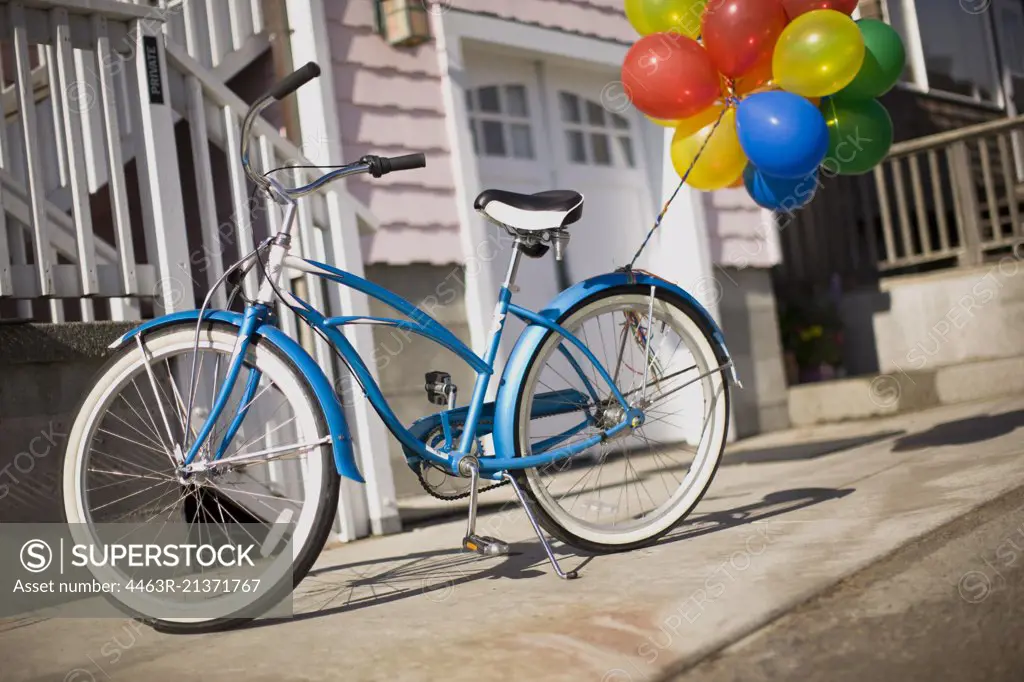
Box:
[466,84,535,159]
[884,0,1001,105]
[558,92,636,168]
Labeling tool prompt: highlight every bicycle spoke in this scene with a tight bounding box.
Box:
[135,337,180,460]
[115,393,167,449]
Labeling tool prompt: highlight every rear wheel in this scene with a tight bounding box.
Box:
[512,286,730,553]
[62,322,339,632]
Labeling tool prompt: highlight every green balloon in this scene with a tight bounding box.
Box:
[835,19,906,101]
[820,97,894,176]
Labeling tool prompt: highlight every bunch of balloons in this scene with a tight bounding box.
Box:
[621,0,906,211]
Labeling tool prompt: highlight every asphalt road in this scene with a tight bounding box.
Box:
[667,482,1024,682]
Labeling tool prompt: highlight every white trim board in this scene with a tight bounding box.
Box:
[445,10,629,69]
[285,0,401,542]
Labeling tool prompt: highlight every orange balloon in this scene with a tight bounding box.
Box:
[735,57,775,95]
[727,173,745,189]
[806,96,821,106]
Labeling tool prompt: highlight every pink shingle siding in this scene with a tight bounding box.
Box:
[329,0,456,264]
[328,0,634,265]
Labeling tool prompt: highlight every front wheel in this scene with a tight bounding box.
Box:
[62,321,339,633]
[512,285,730,553]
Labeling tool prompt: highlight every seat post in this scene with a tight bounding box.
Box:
[502,238,525,293]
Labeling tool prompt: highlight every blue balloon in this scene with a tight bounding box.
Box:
[736,91,829,179]
[743,165,818,211]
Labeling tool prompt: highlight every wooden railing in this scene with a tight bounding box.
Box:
[874,115,1024,271]
[0,0,377,325]
[775,113,1024,299]
[0,0,163,322]
[127,0,266,76]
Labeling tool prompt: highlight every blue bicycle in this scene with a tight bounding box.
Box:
[62,64,736,632]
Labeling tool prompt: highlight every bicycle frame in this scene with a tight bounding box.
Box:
[124,75,735,485]
[180,246,636,481]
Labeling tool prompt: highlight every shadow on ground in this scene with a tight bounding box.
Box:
[892,409,1024,452]
[723,432,904,466]
[242,486,853,631]
[400,433,887,529]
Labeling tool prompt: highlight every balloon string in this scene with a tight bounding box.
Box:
[627,102,734,269]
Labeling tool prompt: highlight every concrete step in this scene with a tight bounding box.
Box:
[788,354,1024,426]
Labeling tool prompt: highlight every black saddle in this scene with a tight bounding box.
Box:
[474,189,583,231]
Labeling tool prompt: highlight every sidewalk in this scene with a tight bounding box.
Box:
[3,396,1024,682]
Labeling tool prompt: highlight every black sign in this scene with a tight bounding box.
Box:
[143,36,164,104]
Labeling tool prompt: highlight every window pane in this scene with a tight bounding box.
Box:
[611,113,630,130]
[482,120,506,156]
[505,85,528,117]
[618,136,635,168]
[591,133,611,165]
[566,130,586,163]
[478,86,501,113]
[560,92,581,123]
[510,124,534,158]
[465,89,475,112]
[471,121,480,155]
[586,100,606,127]
[893,3,1000,102]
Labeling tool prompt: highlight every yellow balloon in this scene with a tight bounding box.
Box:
[625,0,707,38]
[671,107,748,191]
[646,115,681,128]
[773,9,866,98]
[675,102,727,138]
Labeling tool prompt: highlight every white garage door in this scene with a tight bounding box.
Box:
[464,50,658,315]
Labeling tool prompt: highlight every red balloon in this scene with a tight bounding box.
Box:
[621,33,721,120]
[780,0,858,18]
[701,0,789,79]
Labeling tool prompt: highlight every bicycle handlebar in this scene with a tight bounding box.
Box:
[267,62,321,101]
[240,62,427,199]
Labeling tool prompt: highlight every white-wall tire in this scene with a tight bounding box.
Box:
[512,286,730,553]
[62,322,339,632]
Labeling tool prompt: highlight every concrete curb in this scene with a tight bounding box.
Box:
[789,354,1024,426]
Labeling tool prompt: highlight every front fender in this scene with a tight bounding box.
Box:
[492,272,737,459]
[110,310,363,483]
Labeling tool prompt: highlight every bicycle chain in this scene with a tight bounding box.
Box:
[414,426,509,501]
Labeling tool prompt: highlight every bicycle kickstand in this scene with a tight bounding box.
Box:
[502,472,578,581]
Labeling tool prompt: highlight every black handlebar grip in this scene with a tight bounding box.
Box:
[360,153,427,178]
[385,153,427,173]
[267,62,321,101]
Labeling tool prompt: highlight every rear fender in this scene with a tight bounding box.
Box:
[492,272,738,459]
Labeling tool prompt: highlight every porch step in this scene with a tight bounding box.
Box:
[788,354,1024,426]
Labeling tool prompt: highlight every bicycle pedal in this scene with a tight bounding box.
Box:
[425,371,457,407]
[462,534,509,557]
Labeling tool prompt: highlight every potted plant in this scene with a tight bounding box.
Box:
[779,302,844,384]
